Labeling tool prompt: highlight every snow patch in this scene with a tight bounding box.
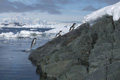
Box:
[83,1,120,24]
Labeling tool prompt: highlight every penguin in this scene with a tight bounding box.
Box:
[69,23,76,31]
[30,38,36,50]
[55,30,62,38]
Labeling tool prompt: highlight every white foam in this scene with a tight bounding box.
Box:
[30,29,37,31]
[0,30,42,39]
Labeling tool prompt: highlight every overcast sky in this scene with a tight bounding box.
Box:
[0,0,119,22]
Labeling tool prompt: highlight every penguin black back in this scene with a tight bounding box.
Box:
[69,23,76,31]
[55,30,62,38]
[30,38,36,49]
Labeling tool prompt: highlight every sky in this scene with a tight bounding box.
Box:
[0,0,120,22]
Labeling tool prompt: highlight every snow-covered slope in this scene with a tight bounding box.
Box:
[83,1,120,24]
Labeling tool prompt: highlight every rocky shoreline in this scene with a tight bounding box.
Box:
[29,16,120,80]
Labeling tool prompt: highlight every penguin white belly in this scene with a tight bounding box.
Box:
[31,39,36,49]
[32,40,36,46]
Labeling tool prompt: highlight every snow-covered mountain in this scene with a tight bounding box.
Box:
[0,15,58,28]
[83,1,120,24]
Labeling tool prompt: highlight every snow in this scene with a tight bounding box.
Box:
[83,1,120,24]
[0,15,57,28]
[44,23,80,39]
[21,24,54,28]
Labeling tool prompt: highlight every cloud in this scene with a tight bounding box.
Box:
[39,0,74,4]
[82,5,97,11]
[0,0,79,14]
[0,0,64,14]
[0,0,119,15]
[80,0,120,12]
[94,0,120,4]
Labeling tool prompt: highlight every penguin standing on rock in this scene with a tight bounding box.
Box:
[30,38,36,50]
[55,30,62,38]
[69,23,76,31]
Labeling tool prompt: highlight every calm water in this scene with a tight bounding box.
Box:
[0,27,50,80]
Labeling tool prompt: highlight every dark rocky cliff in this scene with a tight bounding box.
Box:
[29,16,120,80]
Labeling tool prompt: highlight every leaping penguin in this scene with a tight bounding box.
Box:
[30,38,36,50]
[69,23,76,32]
[55,30,62,38]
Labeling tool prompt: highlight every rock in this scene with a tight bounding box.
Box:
[83,67,106,80]
[29,16,120,80]
[83,62,120,80]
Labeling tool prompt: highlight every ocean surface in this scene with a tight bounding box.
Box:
[0,27,52,34]
[0,27,51,80]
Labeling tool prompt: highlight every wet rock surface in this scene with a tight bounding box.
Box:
[29,16,120,80]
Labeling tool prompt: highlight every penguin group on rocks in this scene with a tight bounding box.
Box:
[30,23,77,49]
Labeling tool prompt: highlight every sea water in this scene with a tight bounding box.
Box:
[0,27,51,80]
